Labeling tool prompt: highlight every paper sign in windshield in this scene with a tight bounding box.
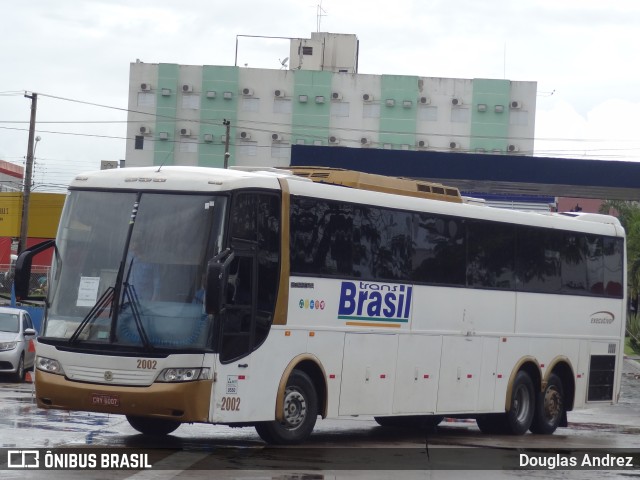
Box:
[77,276,100,307]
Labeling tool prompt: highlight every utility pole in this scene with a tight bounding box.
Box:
[19,92,37,255]
[223,119,231,169]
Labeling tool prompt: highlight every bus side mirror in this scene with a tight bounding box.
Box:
[14,240,56,301]
[205,249,234,315]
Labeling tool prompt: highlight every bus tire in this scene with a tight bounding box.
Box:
[504,370,535,435]
[529,373,564,434]
[255,370,318,445]
[126,415,181,436]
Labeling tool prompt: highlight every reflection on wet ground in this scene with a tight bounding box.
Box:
[2,360,640,451]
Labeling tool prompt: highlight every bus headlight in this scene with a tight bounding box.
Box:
[156,368,211,383]
[36,356,65,375]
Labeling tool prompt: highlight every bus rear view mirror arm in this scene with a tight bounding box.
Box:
[206,249,235,315]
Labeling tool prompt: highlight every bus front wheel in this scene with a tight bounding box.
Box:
[529,373,564,434]
[126,415,181,436]
[255,370,318,445]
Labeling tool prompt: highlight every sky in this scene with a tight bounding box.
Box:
[2,0,640,192]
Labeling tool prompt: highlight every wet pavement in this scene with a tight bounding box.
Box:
[2,360,640,478]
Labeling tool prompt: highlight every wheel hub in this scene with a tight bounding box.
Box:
[544,387,562,419]
[282,387,306,428]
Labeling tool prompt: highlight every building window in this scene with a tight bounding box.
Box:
[182,94,200,110]
[300,46,313,55]
[510,110,529,126]
[179,138,198,153]
[418,105,438,121]
[137,92,155,108]
[330,102,350,117]
[271,144,290,158]
[242,97,260,112]
[237,142,258,156]
[363,104,380,118]
[273,98,292,114]
[451,107,470,123]
[134,135,144,150]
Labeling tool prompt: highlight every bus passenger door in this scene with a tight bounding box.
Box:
[339,333,398,415]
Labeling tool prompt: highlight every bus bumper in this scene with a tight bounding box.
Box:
[35,370,212,423]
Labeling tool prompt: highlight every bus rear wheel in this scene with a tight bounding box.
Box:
[477,371,535,435]
[126,415,181,435]
[255,370,318,445]
[504,370,535,435]
[530,373,564,434]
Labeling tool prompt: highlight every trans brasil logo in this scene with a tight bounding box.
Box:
[338,281,412,328]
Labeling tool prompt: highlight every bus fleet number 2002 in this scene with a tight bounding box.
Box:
[221,397,241,411]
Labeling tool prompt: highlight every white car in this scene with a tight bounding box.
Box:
[0,307,37,382]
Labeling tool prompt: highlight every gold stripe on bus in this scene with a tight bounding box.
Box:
[345,321,402,328]
[273,177,291,325]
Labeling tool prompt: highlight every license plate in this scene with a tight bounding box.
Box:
[90,393,120,407]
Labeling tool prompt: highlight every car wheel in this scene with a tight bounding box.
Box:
[13,354,25,383]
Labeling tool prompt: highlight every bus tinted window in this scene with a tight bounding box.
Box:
[603,237,624,298]
[467,221,515,290]
[353,206,412,281]
[290,199,354,276]
[412,213,465,286]
[585,235,604,295]
[290,195,624,299]
[516,227,563,294]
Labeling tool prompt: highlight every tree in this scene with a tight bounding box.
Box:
[600,201,640,353]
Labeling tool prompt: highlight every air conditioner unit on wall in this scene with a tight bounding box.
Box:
[139,126,151,135]
[507,144,520,152]
[159,132,169,140]
[203,133,214,142]
[419,96,430,105]
[239,131,251,140]
[362,93,373,102]
[417,140,428,148]
[510,100,522,109]
[331,92,342,101]
[360,137,371,145]
[449,141,460,149]
[328,136,340,144]
[272,133,284,142]
[180,128,191,136]
[140,83,152,91]
[182,84,193,93]
[242,88,254,96]
[274,89,285,98]
[451,97,462,106]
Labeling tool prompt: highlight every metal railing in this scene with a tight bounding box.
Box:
[0,263,50,299]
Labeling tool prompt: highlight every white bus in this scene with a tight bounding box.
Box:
[15,166,626,444]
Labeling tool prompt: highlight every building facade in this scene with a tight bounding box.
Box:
[125,33,537,169]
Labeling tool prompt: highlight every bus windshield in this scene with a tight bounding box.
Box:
[45,190,227,350]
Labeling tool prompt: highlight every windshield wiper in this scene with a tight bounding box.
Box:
[69,287,115,344]
[121,281,153,351]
